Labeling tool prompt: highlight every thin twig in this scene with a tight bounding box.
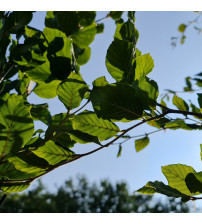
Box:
[0,194,7,208]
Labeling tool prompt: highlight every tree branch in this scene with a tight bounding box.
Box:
[157,102,202,118]
[0,194,7,208]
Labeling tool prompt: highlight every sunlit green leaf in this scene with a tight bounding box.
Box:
[135,136,149,152]
[172,95,189,112]
[0,94,34,156]
[72,111,120,141]
[34,80,61,99]
[162,164,196,195]
[72,24,97,48]
[57,72,88,110]
[135,53,154,79]
[32,140,76,165]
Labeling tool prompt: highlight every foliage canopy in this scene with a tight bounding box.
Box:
[0,11,201,207]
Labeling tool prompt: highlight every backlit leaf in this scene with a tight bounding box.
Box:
[32,140,76,165]
[72,111,120,141]
[0,94,34,157]
[90,83,144,121]
[135,53,154,79]
[135,136,149,152]
[57,72,88,110]
[162,164,196,195]
[172,95,189,111]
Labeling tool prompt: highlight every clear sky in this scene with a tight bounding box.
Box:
[22,11,202,208]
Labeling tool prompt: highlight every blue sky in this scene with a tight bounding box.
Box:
[25,12,202,208]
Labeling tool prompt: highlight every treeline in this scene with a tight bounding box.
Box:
[0,176,189,213]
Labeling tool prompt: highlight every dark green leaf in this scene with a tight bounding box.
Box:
[78,11,96,27]
[110,12,123,20]
[90,83,144,122]
[197,93,202,110]
[137,181,189,198]
[185,172,202,194]
[178,24,186,33]
[49,56,72,80]
[117,144,122,158]
[132,76,158,109]
[106,39,135,82]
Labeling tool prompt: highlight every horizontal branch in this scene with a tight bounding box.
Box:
[157,103,202,118]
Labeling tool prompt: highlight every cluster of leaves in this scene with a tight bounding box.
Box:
[0,11,201,207]
[171,11,202,46]
[0,176,189,213]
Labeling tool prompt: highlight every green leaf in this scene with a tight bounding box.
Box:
[69,130,100,145]
[185,172,202,194]
[136,184,156,195]
[0,94,34,156]
[106,39,135,82]
[147,118,170,129]
[78,11,96,27]
[5,11,33,34]
[72,111,120,141]
[132,76,159,109]
[162,164,196,195]
[172,95,189,111]
[135,136,149,152]
[135,53,154,79]
[72,24,97,48]
[57,72,88,110]
[0,161,38,180]
[117,144,122,158]
[109,12,123,20]
[197,93,202,111]
[30,103,51,125]
[53,12,79,36]
[32,140,76,166]
[8,156,46,175]
[165,119,192,130]
[178,24,186,33]
[114,20,139,44]
[0,182,30,193]
[137,181,189,198]
[75,46,91,65]
[42,27,72,58]
[90,83,144,122]
[34,80,61,99]
[92,76,109,88]
[26,59,51,83]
